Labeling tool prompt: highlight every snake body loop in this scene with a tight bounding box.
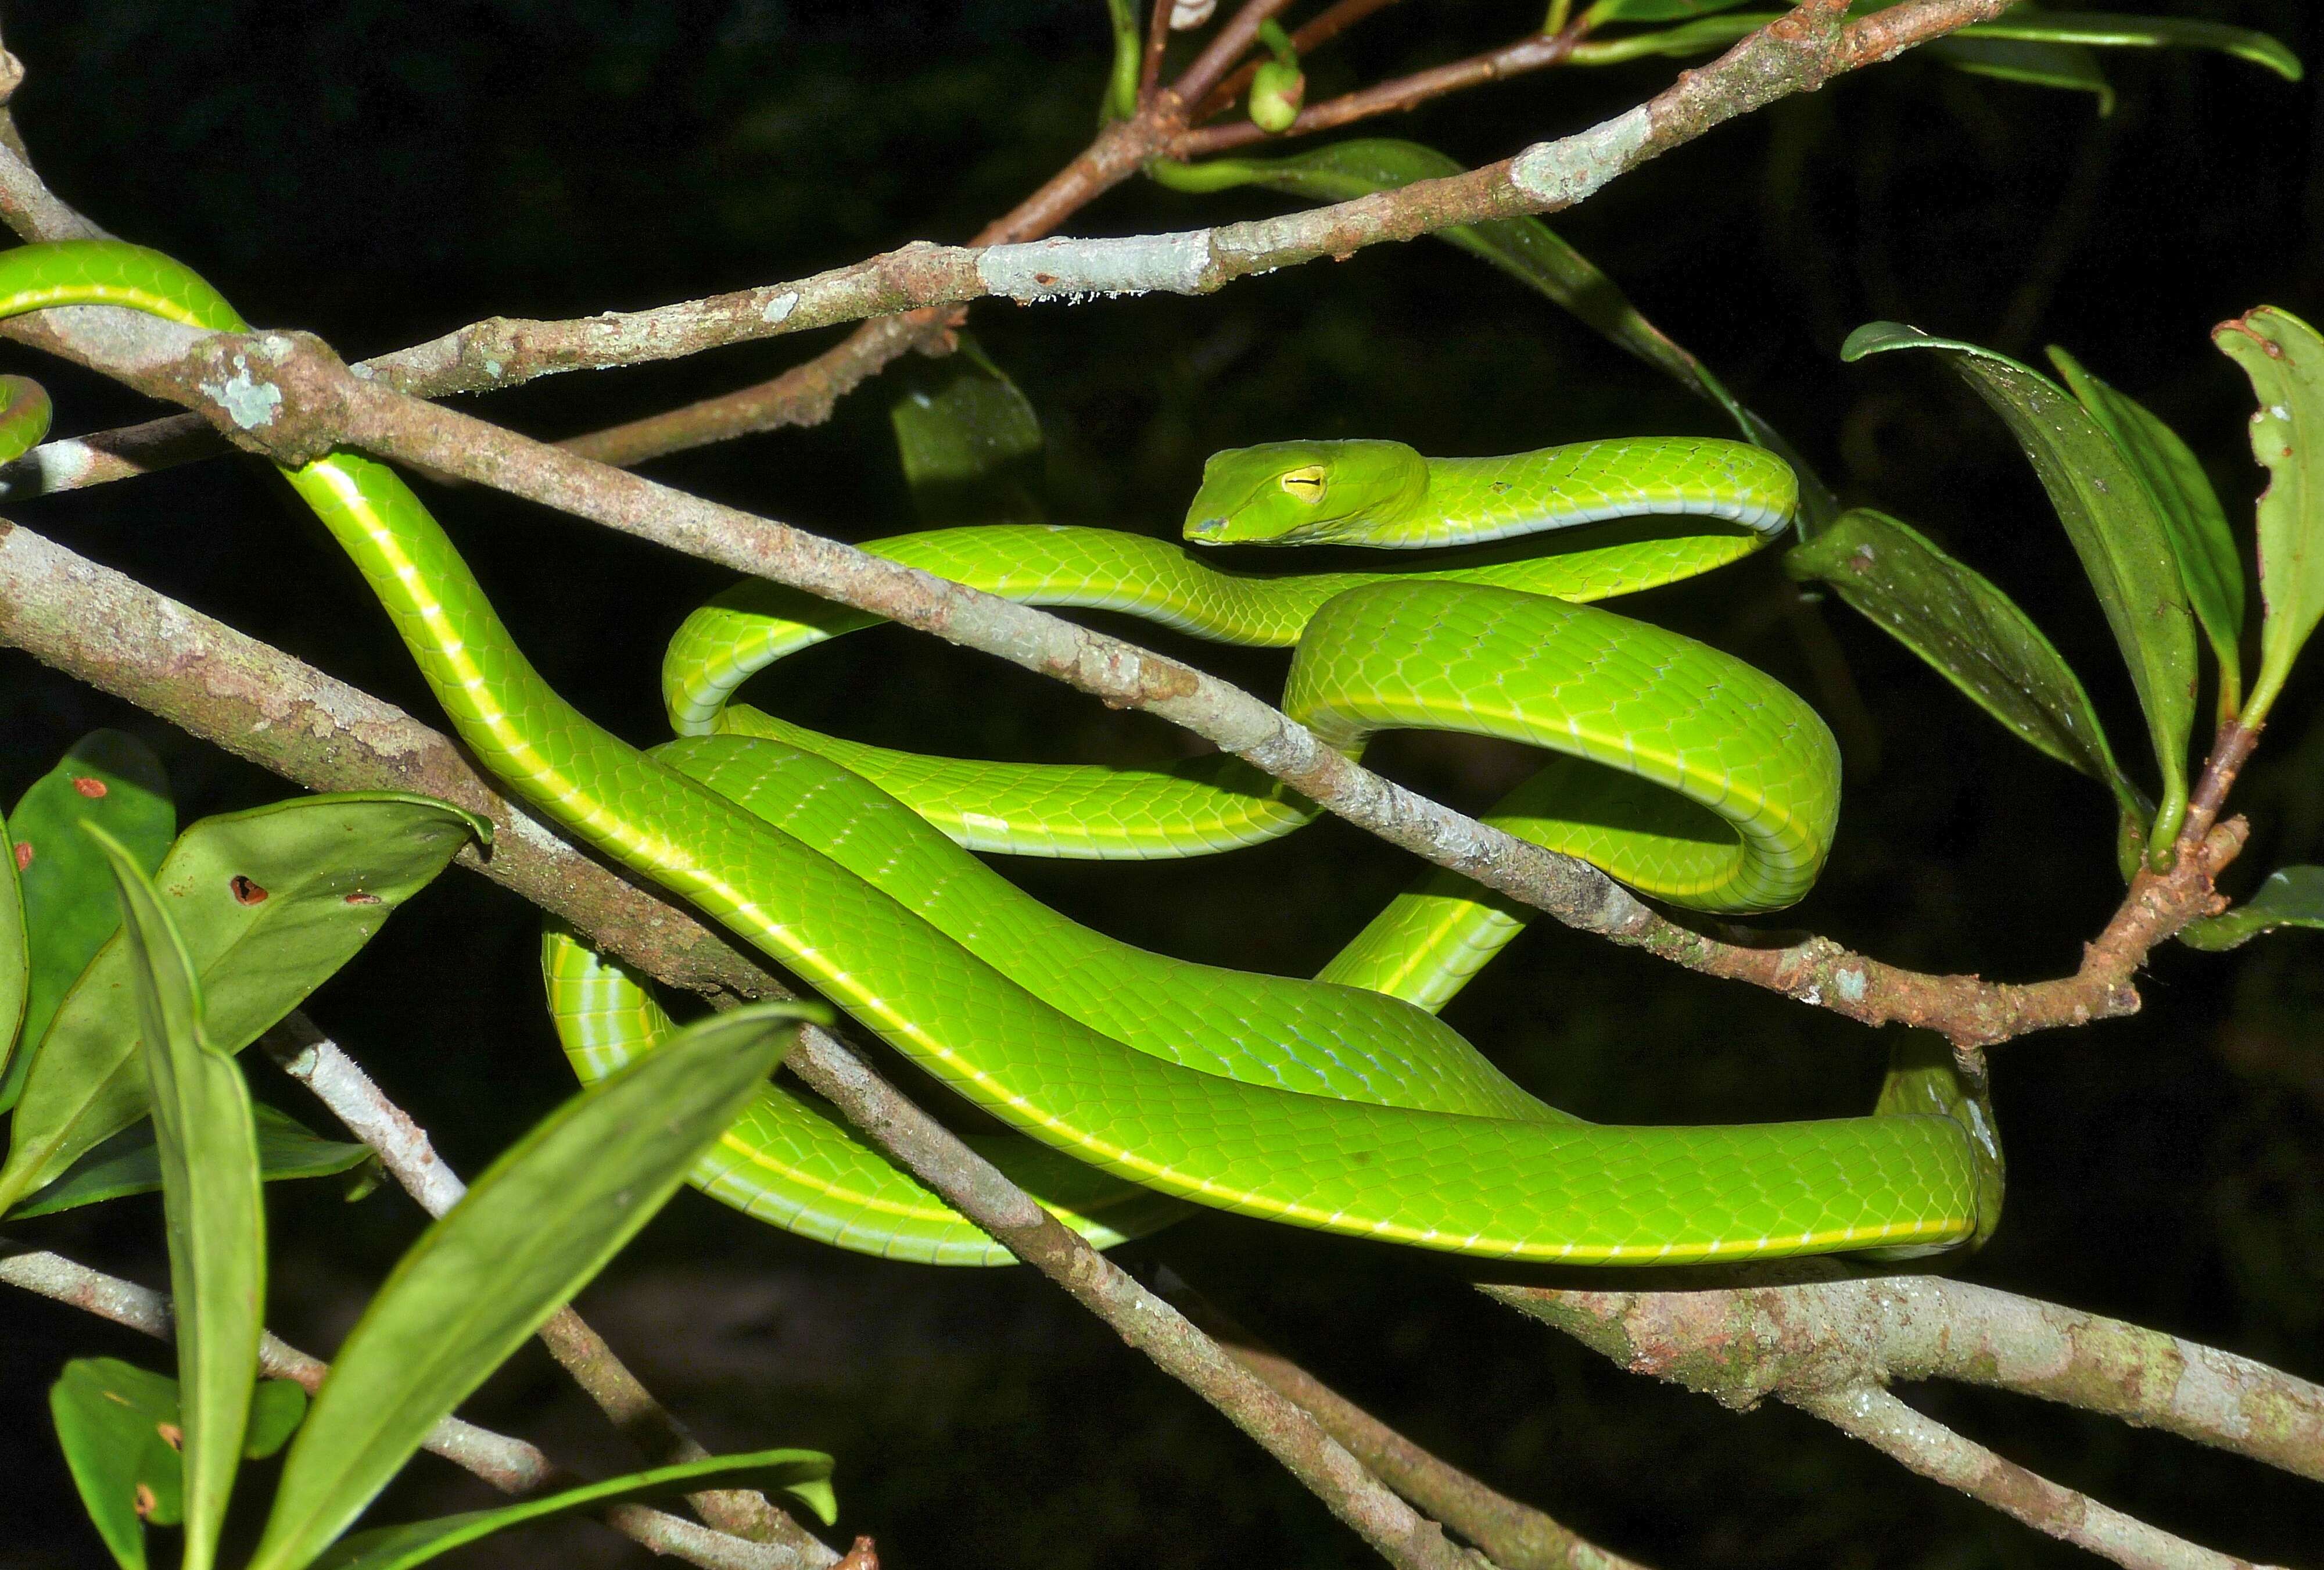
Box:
[2,239,1999,1267]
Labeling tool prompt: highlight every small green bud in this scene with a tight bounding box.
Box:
[1249,60,1304,134]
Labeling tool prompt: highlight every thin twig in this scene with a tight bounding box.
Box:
[0,1245,829,1570]
[1794,1386,2281,1570]
[256,1015,838,1561]
[1194,0,1410,120]
[0,520,1482,1570]
[1174,25,1586,159]
[1162,1275,1649,1570]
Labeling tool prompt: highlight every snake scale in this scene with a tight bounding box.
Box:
[0,240,1999,1267]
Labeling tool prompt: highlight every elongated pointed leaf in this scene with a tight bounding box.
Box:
[1925,34,2113,111]
[50,1357,187,1570]
[2215,307,2324,723]
[1585,0,1752,24]
[10,1102,372,1220]
[1569,9,2299,81]
[2051,346,2246,714]
[2,731,173,1110]
[0,795,487,1213]
[92,825,263,1570]
[2180,866,2324,951]
[0,809,27,1084]
[1788,508,2142,816]
[248,1002,819,1570]
[1964,13,2301,82]
[1844,322,2198,849]
[311,1448,836,1570]
[890,336,1046,525]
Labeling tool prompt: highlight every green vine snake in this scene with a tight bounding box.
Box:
[0,239,2002,1267]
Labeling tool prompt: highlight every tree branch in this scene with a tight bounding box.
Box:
[0,518,1487,1570]
[1483,1274,2318,1568]
[0,1244,830,1570]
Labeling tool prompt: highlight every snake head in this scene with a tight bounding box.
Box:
[1182,439,1428,546]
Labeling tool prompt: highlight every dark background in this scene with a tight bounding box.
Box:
[2,3,2320,1566]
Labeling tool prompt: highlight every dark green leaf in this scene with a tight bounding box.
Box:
[1788,508,2142,818]
[1843,321,2198,851]
[2215,307,2324,725]
[2180,867,2324,951]
[0,795,487,1214]
[2,731,173,1112]
[50,1357,187,1570]
[1924,35,2113,112]
[92,824,264,1570]
[0,808,26,1088]
[244,1380,310,1461]
[2050,346,2246,715]
[9,1102,373,1220]
[247,1002,820,1570]
[889,337,1046,525]
[311,1449,837,1570]
[1966,13,2301,82]
[1147,136,1835,527]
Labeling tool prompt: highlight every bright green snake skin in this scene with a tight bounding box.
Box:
[3,240,1999,1267]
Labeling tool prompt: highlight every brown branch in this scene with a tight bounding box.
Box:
[1193,0,1409,121]
[1174,0,1303,108]
[1174,25,1584,160]
[260,1015,835,1561]
[1794,1386,2279,1570]
[0,519,1485,1570]
[0,1245,831,1570]
[1163,1277,1649,1570]
[1140,0,1177,105]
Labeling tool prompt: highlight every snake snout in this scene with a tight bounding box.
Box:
[1185,514,1229,541]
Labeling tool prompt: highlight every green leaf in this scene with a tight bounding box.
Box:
[9,1102,373,1219]
[310,1449,837,1570]
[244,1379,310,1461]
[1843,321,2199,854]
[51,1357,188,1570]
[1584,0,1752,21]
[0,808,27,1088]
[2050,346,2246,716]
[91,824,264,1570]
[51,1361,314,1570]
[1100,0,1138,121]
[247,1001,820,1570]
[889,336,1046,526]
[2180,866,2324,951]
[2215,307,2324,725]
[1,730,173,1112]
[1147,136,1836,527]
[1788,508,2142,819]
[0,794,487,1214]
[1964,13,2301,83]
[1924,35,2113,112]
[1568,8,2301,81]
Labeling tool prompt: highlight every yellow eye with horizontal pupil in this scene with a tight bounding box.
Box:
[1278,466,1328,502]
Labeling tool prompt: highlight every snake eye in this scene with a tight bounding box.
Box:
[1278,466,1328,504]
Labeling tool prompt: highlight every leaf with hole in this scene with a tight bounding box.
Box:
[92,823,266,1570]
[1787,508,2142,820]
[2051,346,2246,717]
[246,1001,821,1570]
[1844,321,2197,852]
[2180,866,2324,951]
[310,1449,836,1570]
[9,1102,373,1219]
[2215,306,2324,725]
[0,795,487,1214]
[1,730,173,1111]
